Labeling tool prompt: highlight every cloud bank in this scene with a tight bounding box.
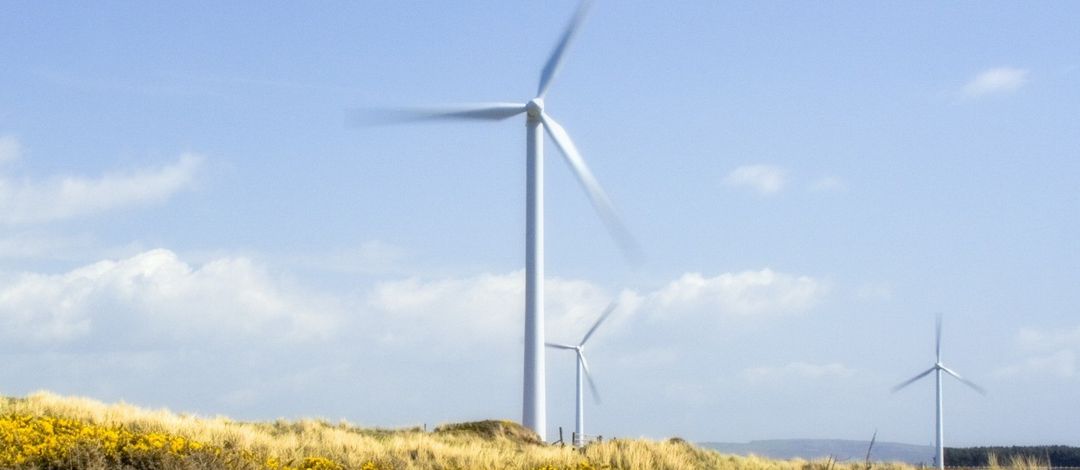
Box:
[0,248,842,432]
[1,250,825,354]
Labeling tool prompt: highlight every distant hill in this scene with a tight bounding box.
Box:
[699,439,934,464]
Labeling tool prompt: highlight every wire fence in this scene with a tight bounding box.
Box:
[551,427,605,447]
[575,432,603,446]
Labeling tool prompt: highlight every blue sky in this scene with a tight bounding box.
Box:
[2,1,1079,449]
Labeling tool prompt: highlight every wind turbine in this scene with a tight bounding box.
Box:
[892,315,986,470]
[357,0,638,441]
[547,300,617,446]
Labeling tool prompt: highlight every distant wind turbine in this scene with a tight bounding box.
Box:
[355,0,639,441]
[892,314,986,470]
[547,300,617,446]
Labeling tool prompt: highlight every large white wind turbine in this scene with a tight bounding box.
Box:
[892,315,986,470]
[547,300,617,446]
[359,0,638,441]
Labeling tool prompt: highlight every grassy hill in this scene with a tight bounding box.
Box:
[0,392,953,469]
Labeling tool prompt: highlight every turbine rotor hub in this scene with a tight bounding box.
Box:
[526,98,544,117]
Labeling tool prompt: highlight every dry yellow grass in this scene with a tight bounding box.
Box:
[0,391,919,470]
[987,452,1051,470]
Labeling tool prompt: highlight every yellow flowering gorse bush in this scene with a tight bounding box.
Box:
[0,413,354,470]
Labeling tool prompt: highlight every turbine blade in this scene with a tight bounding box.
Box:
[940,365,987,395]
[540,112,643,264]
[936,313,943,362]
[536,0,594,98]
[580,300,618,346]
[579,353,602,404]
[545,342,578,350]
[349,103,526,125]
[891,366,936,393]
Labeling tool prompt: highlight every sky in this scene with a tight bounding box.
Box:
[1,1,1079,449]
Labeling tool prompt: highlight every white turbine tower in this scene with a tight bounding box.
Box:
[892,315,986,470]
[358,0,638,441]
[547,300,617,446]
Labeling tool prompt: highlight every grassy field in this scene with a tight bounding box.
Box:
[0,391,1017,470]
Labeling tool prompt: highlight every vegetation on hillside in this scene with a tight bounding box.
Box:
[0,391,1046,470]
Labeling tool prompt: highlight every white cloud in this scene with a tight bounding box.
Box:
[0,152,202,225]
[743,361,855,383]
[0,135,21,163]
[993,326,1080,379]
[962,67,1029,97]
[367,271,614,350]
[0,249,338,347]
[368,271,524,344]
[1017,325,1080,351]
[809,175,845,192]
[723,164,787,195]
[994,350,1075,379]
[647,269,827,317]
